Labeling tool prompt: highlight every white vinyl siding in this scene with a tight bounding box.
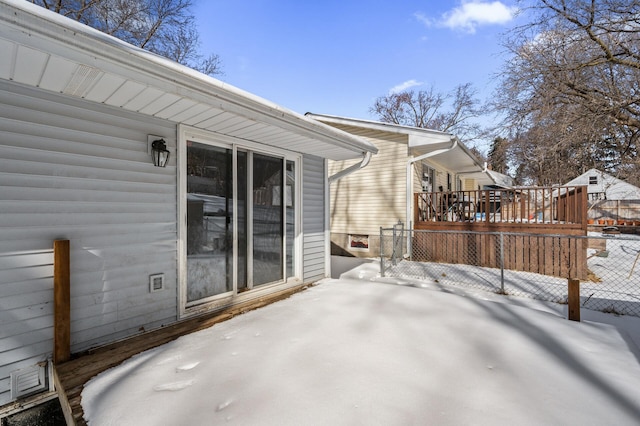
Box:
[0,82,177,405]
[413,163,423,195]
[464,179,476,191]
[432,166,448,193]
[302,155,327,282]
[328,125,408,235]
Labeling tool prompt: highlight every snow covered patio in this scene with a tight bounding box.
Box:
[69,258,640,425]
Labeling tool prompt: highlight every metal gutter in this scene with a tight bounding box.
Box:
[328,151,373,184]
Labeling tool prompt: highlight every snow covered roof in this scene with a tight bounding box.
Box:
[486,169,515,189]
[0,0,377,161]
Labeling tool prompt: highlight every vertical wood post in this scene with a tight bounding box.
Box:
[580,185,588,231]
[568,278,580,322]
[54,240,71,364]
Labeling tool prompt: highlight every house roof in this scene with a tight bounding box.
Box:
[485,169,515,189]
[304,113,455,140]
[306,113,491,178]
[0,0,377,161]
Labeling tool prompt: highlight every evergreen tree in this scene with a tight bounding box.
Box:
[487,137,509,175]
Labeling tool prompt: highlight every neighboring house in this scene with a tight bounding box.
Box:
[565,168,640,201]
[0,0,377,410]
[305,114,494,257]
[564,168,640,223]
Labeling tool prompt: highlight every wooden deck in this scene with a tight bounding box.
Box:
[53,284,309,425]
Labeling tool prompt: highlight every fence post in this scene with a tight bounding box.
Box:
[399,222,407,260]
[499,232,505,293]
[399,221,405,261]
[54,239,71,364]
[568,278,580,321]
[380,227,385,277]
[392,224,397,266]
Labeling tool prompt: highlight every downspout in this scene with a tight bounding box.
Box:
[329,151,373,184]
[406,138,458,254]
[326,151,373,278]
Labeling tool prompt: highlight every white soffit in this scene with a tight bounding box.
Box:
[407,133,454,149]
[0,0,377,161]
[422,147,480,173]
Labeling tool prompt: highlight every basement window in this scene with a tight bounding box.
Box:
[349,234,369,251]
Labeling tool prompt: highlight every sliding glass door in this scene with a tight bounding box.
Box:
[184,137,298,307]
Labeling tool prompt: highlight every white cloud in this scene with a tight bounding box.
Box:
[414,12,433,28]
[389,79,423,94]
[415,2,518,34]
[442,1,518,33]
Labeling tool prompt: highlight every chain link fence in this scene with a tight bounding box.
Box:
[380,223,640,317]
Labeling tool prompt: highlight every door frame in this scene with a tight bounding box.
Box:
[177,125,302,318]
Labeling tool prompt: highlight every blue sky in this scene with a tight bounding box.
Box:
[194,1,523,149]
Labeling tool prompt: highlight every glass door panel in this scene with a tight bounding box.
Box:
[186,142,234,302]
[253,153,284,286]
[237,150,248,291]
[286,160,295,279]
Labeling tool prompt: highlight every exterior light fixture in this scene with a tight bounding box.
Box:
[151,139,170,167]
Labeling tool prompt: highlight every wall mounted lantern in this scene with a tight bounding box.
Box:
[151,139,170,167]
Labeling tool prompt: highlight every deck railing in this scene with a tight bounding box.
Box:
[414,186,587,230]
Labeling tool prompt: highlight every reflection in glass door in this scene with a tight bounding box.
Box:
[286,160,295,278]
[252,153,283,286]
[237,151,248,292]
[186,142,240,302]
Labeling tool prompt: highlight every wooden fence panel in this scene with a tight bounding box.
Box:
[559,237,568,278]
[410,232,587,280]
[523,235,531,272]
[589,199,640,223]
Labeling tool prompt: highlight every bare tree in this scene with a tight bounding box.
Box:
[31,0,222,76]
[494,0,640,184]
[370,83,485,143]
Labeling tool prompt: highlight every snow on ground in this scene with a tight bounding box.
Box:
[82,258,640,426]
[586,232,640,283]
[377,232,640,314]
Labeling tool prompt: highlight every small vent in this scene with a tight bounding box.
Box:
[63,64,101,97]
[11,364,47,399]
[149,273,164,292]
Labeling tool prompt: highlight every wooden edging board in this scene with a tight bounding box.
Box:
[54,283,310,425]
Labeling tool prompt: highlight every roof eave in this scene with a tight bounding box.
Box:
[306,113,452,139]
[0,0,377,160]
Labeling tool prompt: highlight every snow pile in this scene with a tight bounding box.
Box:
[82,261,640,425]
